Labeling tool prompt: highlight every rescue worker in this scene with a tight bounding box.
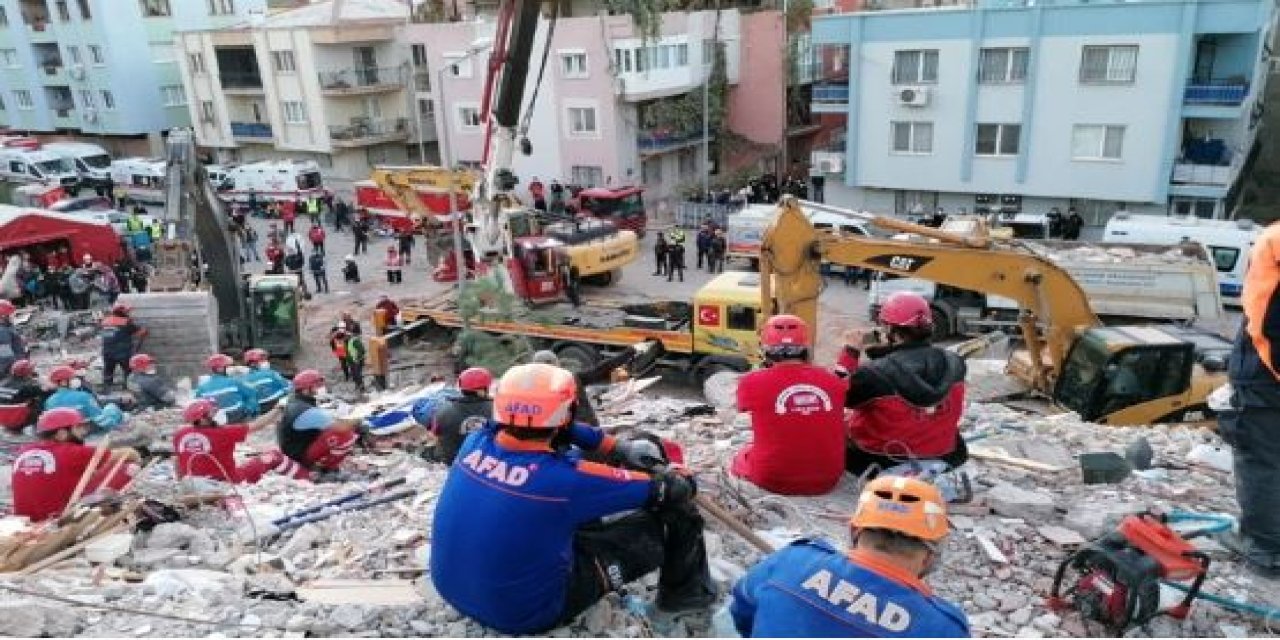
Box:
[172,398,283,483]
[0,359,47,432]
[0,299,28,379]
[374,294,400,334]
[422,367,493,464]
[308,221,327,256]
[733,314,848,495]
[125,353,176,411]
[839,292,968,476]
[274,370,359,480]
[44,365,124,432]
[239,348,292,414]
[367,335,390,391]
[343,331,367,393]
[529,339,654,426]
[100,302,148,390]
[12,408,140,521]
[194,353,260,423]
[430,364,715,634]
[265,239,285,274]
[730,476,970,637]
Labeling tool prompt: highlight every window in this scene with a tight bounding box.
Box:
[0,7,7,26]
[67,46,81,65]
[1171,197,1218,220]
[0,95,5,111]
[281,100,306,123]
[1080,45,1138,83]
[675,43,688,66]
[417,98,434,119]
[1072,125,1125,160]
[88,45,104,65]
[703,39,717,65]
[642,158,662,184]
[77,0,90,19]
[161,85,185,106]
[891,121,933,154]
[100,90,114,109]
[618,48,632,73]
[727,305,757,331]
[14,90,32,109]
[975,123,1021,156]
[199,100,215,122]
[151,44,174,63]
[140,0,171,17]
[458,105,481,129]
[188,52,206,74]
[567,106,597,136]
[208,0,235,15]
[979,47,1028,84]
[443,53,473,78]
[560,52,587,78]
[656,45,671,69]
[892,49,938,84]
[1209,246,1240,272]
[1,49,19,68]
[411,44,427,66]
[56,0,70,21]
[78,89,95,108]
[571,165,603,187]
[271,50,296,73]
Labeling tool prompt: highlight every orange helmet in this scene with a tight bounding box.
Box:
[37,407,86,434]
[183,399,218,423]
[50,365,77,386]
[9,359,35,378]
[492,363,577,429]
[129,353,155,372]
[850,475,949,542]
[206,353,234,372]
[244,348,269,365]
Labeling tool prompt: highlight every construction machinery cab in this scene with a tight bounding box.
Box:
[690,271,764,363]
[247,274,303,359]
[509,237,565,303]
[574,187,646,236]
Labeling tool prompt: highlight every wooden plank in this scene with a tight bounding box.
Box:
[296,579,421,605]
[969,445,1071,473]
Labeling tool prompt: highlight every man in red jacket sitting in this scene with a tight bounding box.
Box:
[11,408,140,521]
[838,292,968,476]
[732,314,849,495]
[172,398,282,483]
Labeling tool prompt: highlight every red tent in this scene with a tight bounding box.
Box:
[0,205,123,265]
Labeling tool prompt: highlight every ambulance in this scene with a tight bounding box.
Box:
[217,159,328,203]
[43,141,113,188]
[0,138,79,187]
[109,157,167,204]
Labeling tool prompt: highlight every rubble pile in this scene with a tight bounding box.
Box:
[0,378,1271,638]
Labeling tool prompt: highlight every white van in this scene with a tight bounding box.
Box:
[43,141,112,187]
[725,200,873,265]
[109,157,167,204]
[218,159,327,203]
[205,164,231,189]
[1103,213,1258,305]
[0,142,79,187]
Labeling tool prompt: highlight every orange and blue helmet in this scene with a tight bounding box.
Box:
[492,363,577,429]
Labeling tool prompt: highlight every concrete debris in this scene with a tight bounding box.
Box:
[985,482,1058,519]
[1036,525,1087,549]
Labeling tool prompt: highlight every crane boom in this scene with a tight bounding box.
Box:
[759,196,1100,389]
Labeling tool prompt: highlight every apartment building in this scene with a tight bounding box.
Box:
[811,0,1275,226]
[408,8,748,207]
[0,0,263,153]
[175,0,417,178]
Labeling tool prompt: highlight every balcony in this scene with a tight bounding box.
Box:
[318,66,404,95]
[1184,81,1249,106]
[231,121,273,141]
[328,117,409,147]
[39,63,66,84]
[1171,161,1240,187]
[637,129,707,155]
[219,72,264,94]
[813,83,849,113]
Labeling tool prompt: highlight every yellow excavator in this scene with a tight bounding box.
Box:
[759,197,1231,426]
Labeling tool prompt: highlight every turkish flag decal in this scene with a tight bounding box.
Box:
[698,305,721,326]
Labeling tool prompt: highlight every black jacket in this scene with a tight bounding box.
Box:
[127,371,176,410]
[430,394,493,464]
[843,342,966,408]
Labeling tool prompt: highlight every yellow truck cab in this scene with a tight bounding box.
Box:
[691,271,764,361]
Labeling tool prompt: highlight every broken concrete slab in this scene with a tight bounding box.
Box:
[985,482,1057,519]
[1036,525,1086,549]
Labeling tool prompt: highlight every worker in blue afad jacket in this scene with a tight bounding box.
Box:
[730,475,971,638]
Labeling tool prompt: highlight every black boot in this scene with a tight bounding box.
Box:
[654,502,717,613]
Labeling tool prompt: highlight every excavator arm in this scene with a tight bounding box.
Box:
[369,166,476,223]
[759,197,1100,390]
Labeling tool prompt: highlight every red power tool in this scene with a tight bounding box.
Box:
[1048,513,1210,634]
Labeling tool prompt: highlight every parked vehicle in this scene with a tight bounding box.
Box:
[1102,212,1258,304]
[217,159,328,203]
[205,164,231,189]
[0,140,79,187]
[573,186,647,236]
[726,201,875,268]
[354,177,470,233]
[109,157,167,203]
[43,141,112,187]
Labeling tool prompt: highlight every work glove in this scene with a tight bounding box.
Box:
[650,468,697,510]
[614,438,665,471]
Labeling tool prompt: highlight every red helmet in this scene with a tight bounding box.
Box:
[36,407,85,434]
[760,314,810,349]
[206,353,234,372]
[183,399,218,423]
[50,365,77,386]
[110,302,131,316]
[9,359,34,378]
[878,292,932,328]
[458,367,493,393]
[293,369,325,394]
[244,348,269,365]
[129,353,155,372]
[0,300,14,318]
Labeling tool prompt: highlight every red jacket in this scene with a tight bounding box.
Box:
[281,203,296,222]
[838,343,966,458]
[308,226,326,245]
[12,441,134,521]
[265,244,284,263]
[732,361,848,495]
[385,252,403,268]
[173,424,250,482]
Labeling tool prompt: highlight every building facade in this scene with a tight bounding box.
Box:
[0,0,264,154]
[175,0,417,179]
[811,0,1275,226]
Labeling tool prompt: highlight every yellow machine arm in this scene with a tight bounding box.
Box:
[758,197,1100,390]
[369,166,476,225]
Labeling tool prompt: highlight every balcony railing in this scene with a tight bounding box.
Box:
[813,83,850,103]
[637,129,706,152]
[220,72,264,90]
[328,117,409,144]
[1184,81,1249,106]
[231,121,273,139]
[1172,159,1240,187]
[318,66,403,92]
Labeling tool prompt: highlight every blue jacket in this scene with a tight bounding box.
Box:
[430,423,651,634]
[44,388,124,431]
[240,368,292,406]
[730,539,970,638]
[99,315,141,360]
[195,374,260,417]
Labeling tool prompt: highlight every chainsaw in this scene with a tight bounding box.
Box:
[1048,512,1211,634]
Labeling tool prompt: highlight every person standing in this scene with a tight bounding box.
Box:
[529,177,547,211]
[0,301,29,379]
[809,163,826,204]
[343,331,367,393]
[385,245,403,285]
[242,224,261,262]
[99,303,147,390]
[308,221,327,257]
[1220,220,1280,585]
[1064,207,1084,241]
[333,197,350,231]
[695,222,713,271]
[265,239,285,275]
[282,200,297,235]
[708,228,727,274]
[309,249,330,294]
[397,228,415,266]
[353,214,371,255]
[367,335,390,391]
[666,233,686,283]
[330,328,352,382]
[653,232,669,277]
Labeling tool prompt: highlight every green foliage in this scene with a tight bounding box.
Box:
[638,43,729,140]
[451,274,566,376]
[785,0,813,33]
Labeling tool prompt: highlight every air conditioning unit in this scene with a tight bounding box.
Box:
[69,64,86,80]
[811,150,844,174]
[895,86,930,107]
[83,109,98,123]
